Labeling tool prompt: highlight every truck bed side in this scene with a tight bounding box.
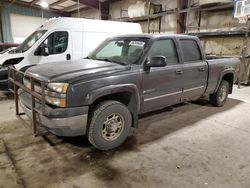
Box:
[205,57,240,95]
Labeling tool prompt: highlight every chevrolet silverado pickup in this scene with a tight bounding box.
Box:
[13,34,241,150]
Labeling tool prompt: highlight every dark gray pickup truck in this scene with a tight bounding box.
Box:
[15,34,240,150]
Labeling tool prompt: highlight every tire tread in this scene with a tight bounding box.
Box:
[88,100,130,150]
[210,80,229,107]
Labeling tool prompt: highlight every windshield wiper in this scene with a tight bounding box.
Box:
[99,58,127,66]
[87,57,127,66]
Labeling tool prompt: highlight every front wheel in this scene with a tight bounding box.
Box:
[87,100,132,150]
[210,80,229,107]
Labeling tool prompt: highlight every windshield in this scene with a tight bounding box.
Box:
[88,38,148,65]
[9,30,47,54]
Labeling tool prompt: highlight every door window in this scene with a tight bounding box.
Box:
[41,31,68,55]
[180,39,202,62]
[149,39,179,65]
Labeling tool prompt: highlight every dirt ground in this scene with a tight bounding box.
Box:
[1,86,250,188]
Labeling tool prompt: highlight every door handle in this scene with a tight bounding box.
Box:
[199,67,205,72]
[66,54,71,60]
[175,70,183,75]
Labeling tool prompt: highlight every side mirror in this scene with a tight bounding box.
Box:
[34,43,49,56]
[145,56,167,70]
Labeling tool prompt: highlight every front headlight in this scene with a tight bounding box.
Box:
[23,80,69,107]
[47,83,68,93]
[46,83,69,107]
[45,96,66,107]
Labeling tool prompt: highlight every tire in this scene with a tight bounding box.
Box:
[87,100,132,151]
[210,80,229,107]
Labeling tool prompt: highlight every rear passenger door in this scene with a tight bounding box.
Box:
[142,38,183,112]
[179,39,208,100]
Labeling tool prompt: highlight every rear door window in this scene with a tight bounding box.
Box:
[180,39,202,62]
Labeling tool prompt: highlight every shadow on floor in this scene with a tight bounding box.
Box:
[49,98,243,155]
[3,97,243,187]
[0,90,13,101]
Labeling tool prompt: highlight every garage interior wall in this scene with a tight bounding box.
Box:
[10,14,47,43]
[72,0,243,55]
[71,0,250,83]
[0,2,60,43]
[71,8,100,19]
[110,0,178,33]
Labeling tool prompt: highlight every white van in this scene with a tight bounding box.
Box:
[0,17,142,86]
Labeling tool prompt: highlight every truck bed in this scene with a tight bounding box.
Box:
[205,56,241,94]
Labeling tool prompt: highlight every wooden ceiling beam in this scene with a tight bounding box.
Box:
[70,6,90,14]
[50,0,69,7]
[31,0,40,6]
[72,0,99,9]
[64,4,83,12]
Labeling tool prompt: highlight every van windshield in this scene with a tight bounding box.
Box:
[88,38,148,65]
[9,30,47,54]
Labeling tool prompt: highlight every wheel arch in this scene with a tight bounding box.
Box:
[86,84,140,128]
[215,70,234,94]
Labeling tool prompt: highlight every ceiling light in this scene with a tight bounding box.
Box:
[40,1,48,8]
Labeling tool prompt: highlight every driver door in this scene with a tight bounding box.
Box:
[142,38,183,113]
[33,31,71,64]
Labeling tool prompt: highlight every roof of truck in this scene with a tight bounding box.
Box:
[112,33,198,39]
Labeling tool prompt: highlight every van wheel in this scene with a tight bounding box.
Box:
[87,100,132,151]
[210,80,229,107]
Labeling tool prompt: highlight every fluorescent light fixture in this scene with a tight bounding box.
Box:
[40,1,48,8]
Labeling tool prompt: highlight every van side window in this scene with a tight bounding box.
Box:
[180,39,202,62]
[42,31,68,55]
[149,39,179,65]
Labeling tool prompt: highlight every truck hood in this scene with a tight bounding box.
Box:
[25,59,130,83]
[0,49,24,65]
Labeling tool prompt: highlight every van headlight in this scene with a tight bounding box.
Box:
[46,83,69,107]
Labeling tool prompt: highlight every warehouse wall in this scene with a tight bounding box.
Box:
[0,2,59,43]
[71,0,243,55]
[188,9,242,33]
[109,1,247,56]
[10,14,48,43]
[71,0,249,82]
[72,0,178,33]
[71,8,100,19]
[110,0,177,33]
[187,8,243,56]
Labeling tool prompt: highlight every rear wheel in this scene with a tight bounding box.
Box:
[87,100,132,151]
[210,80,229,107]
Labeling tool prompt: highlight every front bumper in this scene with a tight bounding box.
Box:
[19,91,89,137]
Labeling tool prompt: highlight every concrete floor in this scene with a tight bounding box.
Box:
[0,86,250,188]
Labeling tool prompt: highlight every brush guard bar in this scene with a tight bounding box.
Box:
[8,66,46,135]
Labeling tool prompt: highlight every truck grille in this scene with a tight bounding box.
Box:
[23,77,42,93]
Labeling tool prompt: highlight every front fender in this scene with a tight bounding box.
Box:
[85,84,140,112]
